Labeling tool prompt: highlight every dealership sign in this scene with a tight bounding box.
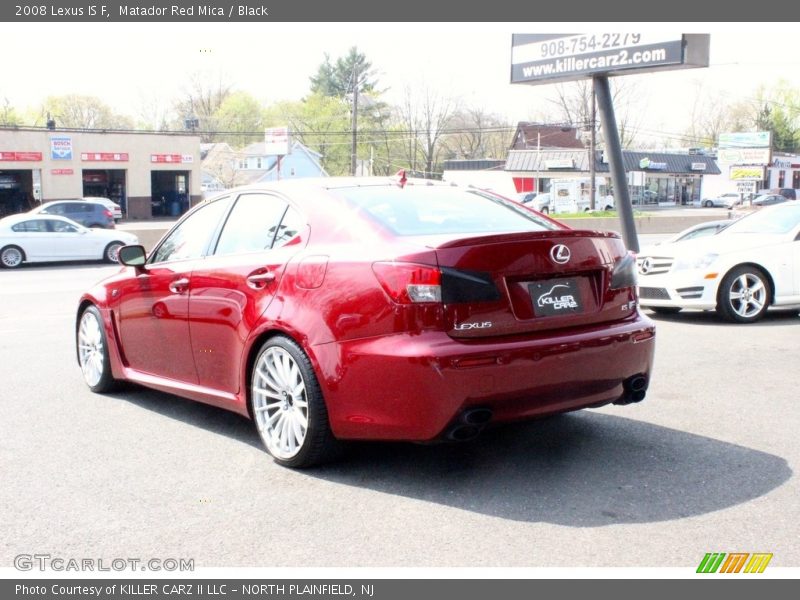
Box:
[717,147,771,165]
[639,157,667,170]
[730,166,764,181]
[510,34,709,85]
[50,136,73,160]
[718,131,771,148]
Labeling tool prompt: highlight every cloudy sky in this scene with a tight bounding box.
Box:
[2,22,799,144]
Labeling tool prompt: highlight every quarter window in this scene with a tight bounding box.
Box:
[11,219,49,232]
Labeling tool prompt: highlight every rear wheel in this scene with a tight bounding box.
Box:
[77,306,118,392]
[104,241,125,263]
[540,206,549,215]
[717,266,771,323]
[250,336,340,468]
[703,200,713,207]
[0,245,24,268]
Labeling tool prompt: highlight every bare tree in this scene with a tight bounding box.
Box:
[41,95,133,129]
[441,107,512,160]
[398,85,460,178]
[549,79,643,148]
[173,72,234,142]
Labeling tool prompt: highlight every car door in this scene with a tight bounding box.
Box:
[47,219,97,259]
[10,219,53,260]
[116,197,232,383]
[187,192,308,394]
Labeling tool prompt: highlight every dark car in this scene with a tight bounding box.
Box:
[75,177,655,468]
[768,188,796,200]
[32,200,115,229]
[751,194,788,208]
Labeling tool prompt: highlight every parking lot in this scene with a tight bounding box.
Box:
[0,259,798,569]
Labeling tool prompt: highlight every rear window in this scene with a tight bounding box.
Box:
[333,186,561,236]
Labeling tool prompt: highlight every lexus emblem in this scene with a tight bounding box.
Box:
[550,244,571,265]
[639,257,653,274]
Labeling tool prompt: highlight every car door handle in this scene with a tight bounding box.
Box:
[247,271,276,289]
[169,277,190,294]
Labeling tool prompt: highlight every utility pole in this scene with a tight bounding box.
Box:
[589,85,597,211]
[351,68,359,176]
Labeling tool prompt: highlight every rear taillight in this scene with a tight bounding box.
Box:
[103,209,113,218]
[610,252,637,290]
[372,262,442,304]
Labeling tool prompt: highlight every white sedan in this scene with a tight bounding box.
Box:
[637,202,800,323]
[0,214,138,269]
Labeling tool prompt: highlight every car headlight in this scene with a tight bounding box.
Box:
[673,253,719,271]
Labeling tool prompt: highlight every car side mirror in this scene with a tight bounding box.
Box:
[118,244,147,267]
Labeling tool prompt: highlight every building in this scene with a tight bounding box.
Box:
[505,148,720,205]
[0,128,201,219]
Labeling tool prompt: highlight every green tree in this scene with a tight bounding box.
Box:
[40,95,133,129]
[0,96,21,126]
[214,91,267,146]
[309,47,379,98]
[754,82,800,153]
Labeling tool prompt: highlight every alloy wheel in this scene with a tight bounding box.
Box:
[727,272,767,319]
[78,310,105,387]
[1,247,23,268]
[252,346,309,460]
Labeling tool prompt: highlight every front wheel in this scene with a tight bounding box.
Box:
[250,336,340,468]
[1,245,24,268]
[77,306,118,392]
[104,241,125,263]
[717,266,771,323]
[540,206,549,215]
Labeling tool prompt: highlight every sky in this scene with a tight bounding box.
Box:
[2,22,800,147]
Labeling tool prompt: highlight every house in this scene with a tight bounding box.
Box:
[510,122,586,151]
[236,140,328,184]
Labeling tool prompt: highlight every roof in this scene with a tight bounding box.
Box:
[511,123,585,150]
[505,149,721,175]
[241,139,323,160]
[442,159,506,171]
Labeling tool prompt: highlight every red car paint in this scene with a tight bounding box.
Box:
[77,178,655,445]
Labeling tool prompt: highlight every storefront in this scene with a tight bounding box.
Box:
[0,129,201,219]
[505,149,720,204]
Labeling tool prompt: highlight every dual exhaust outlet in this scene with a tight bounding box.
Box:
[444,374,648,441]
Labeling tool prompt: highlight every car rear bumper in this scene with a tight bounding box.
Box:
[313,313,656,441]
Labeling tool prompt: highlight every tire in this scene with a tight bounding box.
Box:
[77,305,118,393]
[250,335,340,468]
[540,206,549,215]
[717,265,771,323]
[0,245,24,268]
[649,306,682,315]
[104,241,125,263]
[604,205,614,211]
[703,200,713,208]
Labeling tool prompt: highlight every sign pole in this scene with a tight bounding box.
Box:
[593,75,639,253]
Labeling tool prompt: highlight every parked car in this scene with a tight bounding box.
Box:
[0,214,137,268]
[699,193,741,208]
[517,191,538,204]
[768,188,797,200]
[529,192,552,213]
[82,196,123,222]
[751,194,788,208]
[659,219,734,244]
[31,200,116,229]
[75,177,655,468]
[637,201,800,322]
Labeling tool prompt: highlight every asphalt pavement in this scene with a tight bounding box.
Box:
[0,264,797,569]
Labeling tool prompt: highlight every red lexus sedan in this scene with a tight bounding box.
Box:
[76,177,655,468]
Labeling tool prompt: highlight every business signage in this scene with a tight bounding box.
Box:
[730,166,764,181]
[50,136,73,160]
[690,162,707,171]
[717,147,771,165]
[511,34,709,85]
[265,126,291,156]
[81,152,129,162]
[544,158,575,169]
[0,151,42,161]
[151,154,184,163]
[639,157,668,170]
[51,169,74,175]
[718,131,771,148]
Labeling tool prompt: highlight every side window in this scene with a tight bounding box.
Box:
[11,219,49,232]
[43,204,63,215]
[51,220,79,233]
[214,193,289,256]
[273,206,305,249]
[150,198,230,264]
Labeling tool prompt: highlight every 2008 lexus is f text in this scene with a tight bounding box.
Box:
[76,176,655,467]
